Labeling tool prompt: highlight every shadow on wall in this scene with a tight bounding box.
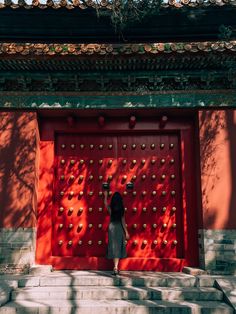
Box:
[199,110,224,227]
[0,111,39,273]
[200,110,236,228]
[199,109,236,273]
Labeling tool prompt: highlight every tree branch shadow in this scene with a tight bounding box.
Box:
[0,112,39,273]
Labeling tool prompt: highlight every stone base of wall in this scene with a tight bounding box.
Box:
[1,227,236,274]
[199,229,236,274]
[0,228,36,274]
[0,264,30,274]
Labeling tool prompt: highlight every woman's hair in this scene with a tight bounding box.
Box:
[110,192,124,221]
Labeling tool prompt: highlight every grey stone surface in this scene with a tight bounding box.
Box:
[197,275,221,287]
[0,280,18,289]
[11,286,223,301]
[165,275,197,287]
[38,272,196,287]
[0,300,233,314]
[182,267,207,276]
[18,276,40,287]
[39,275,120,286]
[215,278,236,312]
[0,287,10,306]
[0,271,234,313]
[150,287,223,301]
[29,266,52,276]
[0,228,36,273]
[199,229,236,274]
[0,275,40,288]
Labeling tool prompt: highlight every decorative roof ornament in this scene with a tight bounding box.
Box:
[1,0,235,10]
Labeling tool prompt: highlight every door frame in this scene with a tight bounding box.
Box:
[36,110,200,271]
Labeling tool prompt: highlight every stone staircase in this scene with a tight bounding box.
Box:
[0,271,234,314]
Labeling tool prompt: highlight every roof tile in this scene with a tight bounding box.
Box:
[0,0,236,10]
[0,41,236,56]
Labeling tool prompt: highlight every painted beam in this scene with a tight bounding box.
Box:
[0,91,236,108]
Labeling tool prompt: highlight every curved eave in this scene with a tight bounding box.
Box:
[0,41,236,98]
[0,0,236,10]
[0,41,235,57]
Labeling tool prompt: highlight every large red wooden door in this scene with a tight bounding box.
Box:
[52,132,187,270]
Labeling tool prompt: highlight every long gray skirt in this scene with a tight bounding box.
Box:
[107,221,127,259]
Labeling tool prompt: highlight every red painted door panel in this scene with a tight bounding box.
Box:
[53,133,183,266]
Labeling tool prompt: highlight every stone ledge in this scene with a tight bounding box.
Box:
[11,286,224,302]
[0,300,233,314]
[29,265,53,276]
[0,264,30,275]
[197,275,234,287]
[0,287,11,307]
[182,267,207,276]
[215,278,236,313]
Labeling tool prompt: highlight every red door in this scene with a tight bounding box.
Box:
[51,133,186,270]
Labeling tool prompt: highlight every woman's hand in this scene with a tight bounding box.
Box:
[103,190,109,209]
[125,232,130,240]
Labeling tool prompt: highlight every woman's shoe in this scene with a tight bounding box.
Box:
[112,268,119,276]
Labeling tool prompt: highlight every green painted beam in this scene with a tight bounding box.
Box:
[0,92,236,109]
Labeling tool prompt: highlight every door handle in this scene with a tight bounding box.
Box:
[102,182,110,190]
[126,182,134,190]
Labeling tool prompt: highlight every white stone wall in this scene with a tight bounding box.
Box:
[198,229,236,274]
[0,227,36,274]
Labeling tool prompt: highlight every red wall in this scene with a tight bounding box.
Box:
[199,110,236,229]
[0,111,39,228]
[2,110,235,234]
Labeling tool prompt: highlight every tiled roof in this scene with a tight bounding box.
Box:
[0,41,235,55]
[0,0,235,10]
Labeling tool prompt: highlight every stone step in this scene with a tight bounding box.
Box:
[29,265,53,276]
[15,272,197,287]
[11,286,223,301]
[0,299,233,314]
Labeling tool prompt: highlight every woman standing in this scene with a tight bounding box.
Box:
[104,191,130,275]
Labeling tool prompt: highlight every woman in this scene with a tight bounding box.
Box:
[104,190,130,275]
